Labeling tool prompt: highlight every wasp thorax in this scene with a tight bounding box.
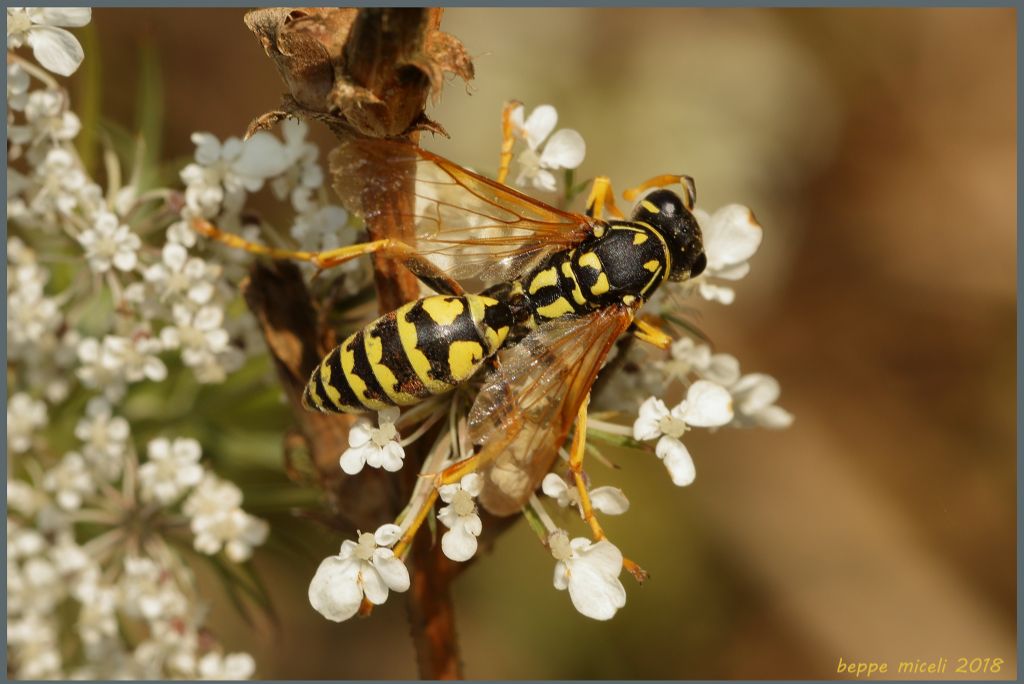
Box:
[631,188,706,282]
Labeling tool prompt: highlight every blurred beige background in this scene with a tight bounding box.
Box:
[84,8,1016,679]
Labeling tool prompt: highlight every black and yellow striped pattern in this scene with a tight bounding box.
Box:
[303,295,512,414]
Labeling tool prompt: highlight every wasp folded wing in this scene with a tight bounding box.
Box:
[467,305,636,516]
[331,137,595,285]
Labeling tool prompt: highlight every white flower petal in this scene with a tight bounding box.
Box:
[713,261,751,281]
[112,249,137,272]
[509,104,525,130]
[339,445,369,475]
[437,505,458,530]
[732,373,780,414]
[589,486,629,516]
[633,397,669,440]
[463,513,482,537]
[658,439,696,487]
[308,556,362,622]
[337,539,358,559]
[347,421,372,448]
[441,525,478,562]
[539,129,586,170]
[698,282,736,305]
[32,8,92,28]
[461,472,483,497]
[758,405,795,428]
[26,27,84,77]
[541,473,570,499]
[438,483,460,504]
[191,134,221,165]
[232,133,291,179]
[702,204,763,269]
[162,242,188,270]
[703,354,741,386]
[580,539,624,576]
[533,169,557,192]
[552,561,570,591]
[523,105,558,150]
[679,380,733,427]
[374,523,402,547]
[378,441,405,472]
[360,565,389,605]
[566,542,626,621]
[371,549,410,592]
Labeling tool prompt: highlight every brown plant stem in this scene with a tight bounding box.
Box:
[341,10,463,679]
[408,528,463,680]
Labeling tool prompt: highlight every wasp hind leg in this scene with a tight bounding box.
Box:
[191,218,466,296]
[569,394,649,582]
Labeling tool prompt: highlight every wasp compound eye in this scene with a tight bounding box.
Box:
[690,251,707,278]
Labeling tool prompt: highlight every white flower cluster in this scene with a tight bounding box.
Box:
[308,524,410,622]
[582,193,792,489]
[179,120,363,283]
[339,407,406,474]
[687,204,764,305]
[1,10,320,678]
[7,431,266,679]
[507,103,586,192]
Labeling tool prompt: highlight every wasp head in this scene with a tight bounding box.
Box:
[630,187,706,282]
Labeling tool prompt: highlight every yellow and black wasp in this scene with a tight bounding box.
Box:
[194,122,705,521]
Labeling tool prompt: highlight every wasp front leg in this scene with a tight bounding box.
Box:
[192,218,466,296]
[584,176,625,221]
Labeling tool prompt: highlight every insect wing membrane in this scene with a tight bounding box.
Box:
[331,137,593,287]
[468,306,635,516]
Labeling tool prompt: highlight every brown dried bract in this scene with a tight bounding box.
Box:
[240,261,396,531]
[244,8,473,139]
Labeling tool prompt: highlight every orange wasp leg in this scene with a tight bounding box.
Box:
[497,99,523,186]
[568,393,649,583]
[391,487,441,560]
[388,452,483,560]
[585,176,625,221]
[191,217,317,262]
[623,174,697,211]
[569,393,605,541]
[191,217,466,296]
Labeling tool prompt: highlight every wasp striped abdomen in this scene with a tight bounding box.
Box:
[303,295,513,414]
